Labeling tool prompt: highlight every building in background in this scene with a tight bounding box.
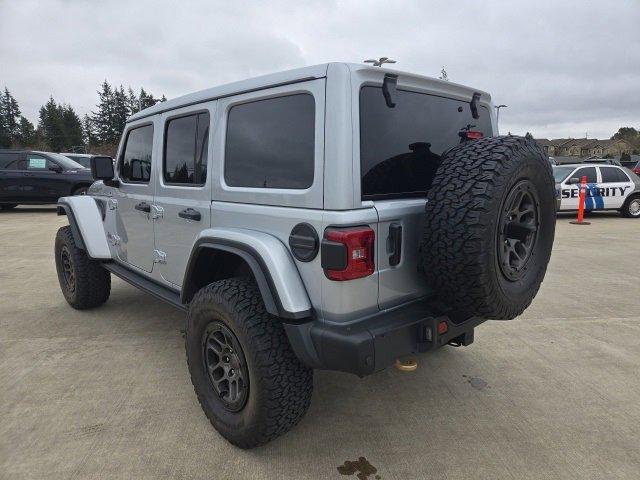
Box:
[536,138,632,158]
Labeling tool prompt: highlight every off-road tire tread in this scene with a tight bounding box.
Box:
[186,278,313,448]
[55,226,111,309]
[420,136,556,320]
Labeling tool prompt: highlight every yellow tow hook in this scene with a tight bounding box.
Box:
[394,357,418,372]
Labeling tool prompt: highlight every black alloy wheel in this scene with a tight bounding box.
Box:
[497,180,540,281]
[59,245,76,293]
[202,321,249,412]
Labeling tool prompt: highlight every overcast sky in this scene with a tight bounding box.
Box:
[1,0,638,139]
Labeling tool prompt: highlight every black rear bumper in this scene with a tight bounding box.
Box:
[284,299,486,377]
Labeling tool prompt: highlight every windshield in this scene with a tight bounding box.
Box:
[553,166,575,183]
[63,154,91,168]
[359,86,493,199]
[44,152,87,169]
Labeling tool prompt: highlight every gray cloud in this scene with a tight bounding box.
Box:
[1,0,638,139]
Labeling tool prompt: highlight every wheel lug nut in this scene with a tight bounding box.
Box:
[229,369,234,376]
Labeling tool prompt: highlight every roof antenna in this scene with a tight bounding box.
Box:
[364,57,396,67]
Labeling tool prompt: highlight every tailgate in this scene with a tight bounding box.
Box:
[373,198,431,309]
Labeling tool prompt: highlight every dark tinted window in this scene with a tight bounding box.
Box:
[224,94,315,189]
[573,167,597,183]
[360,87,493,199]
[601,167,629,183]
[164,112,209,185]
[120,125,154,183]
[0,152,22,169]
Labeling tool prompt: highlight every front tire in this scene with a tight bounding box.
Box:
[55,226,111,309]
[185,278,313,448]
[621,194,640,218]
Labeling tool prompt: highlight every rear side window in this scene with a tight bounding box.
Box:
[224,94,315,189]
[573,167,597,183]
[25,154,50,170]
[601,167,629,183]
[360,87,492,199]
[120,125,154,183]
[0,152,22,169]
[164,112,209,185]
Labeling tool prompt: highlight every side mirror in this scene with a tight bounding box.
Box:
[48,164,63,173]
[567,177,580,185]
[90,156,115,181]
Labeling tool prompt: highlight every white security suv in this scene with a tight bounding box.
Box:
[54,63,557,448]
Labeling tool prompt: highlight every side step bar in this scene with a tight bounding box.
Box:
[102,262,187,312]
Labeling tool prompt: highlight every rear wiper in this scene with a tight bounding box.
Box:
[470,92,481,119]
[382,73,398,108]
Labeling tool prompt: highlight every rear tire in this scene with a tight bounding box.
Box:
[185,278,313,448]
[621,194,640,218]
[420,136,556,320]
[54,226,111,309]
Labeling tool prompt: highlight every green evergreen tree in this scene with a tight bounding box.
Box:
[15,116,36,147]
[0,87,22,147]
[38,97,65,151]
[112,85,129,139]
[92,81,118,144]
[60,104,84,150]
[82,114,97,149]
[126,87,140,115]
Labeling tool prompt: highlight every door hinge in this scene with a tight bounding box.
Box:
[107,233,121,246]
[153,249,167,264]
[151,205,164,220]
[107,198,118,210]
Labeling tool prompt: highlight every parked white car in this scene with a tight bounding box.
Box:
[553,164,640,217]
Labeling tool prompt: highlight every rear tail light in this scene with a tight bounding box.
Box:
[634,168,640,175]
[321,226,375,281]
[464,131,484,140]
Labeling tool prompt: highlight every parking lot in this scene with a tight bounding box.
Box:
[1,207,639,480]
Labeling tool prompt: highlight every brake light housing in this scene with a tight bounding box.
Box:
[321,226,375,281]
[464,131,484,140]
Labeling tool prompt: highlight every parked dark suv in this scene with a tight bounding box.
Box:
[0,150,94,210]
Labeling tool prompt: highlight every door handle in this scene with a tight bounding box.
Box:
[135,201,151,213]
[388,223,402,267]
[23,172,35,177]
[178,208,201,221]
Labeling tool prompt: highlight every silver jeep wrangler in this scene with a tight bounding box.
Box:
[55,62,556,448]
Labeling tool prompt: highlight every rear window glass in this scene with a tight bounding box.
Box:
[360,86,492,199]
[224,94,315,189]
[164,112,209,185]
[601,167,629,183]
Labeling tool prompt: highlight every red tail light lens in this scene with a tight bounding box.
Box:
[322,226,375,281]
[634,168,640,175]
[465,131,484,140]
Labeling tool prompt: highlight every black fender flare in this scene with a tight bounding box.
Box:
[182,238,312,321]
[57,202,86,250]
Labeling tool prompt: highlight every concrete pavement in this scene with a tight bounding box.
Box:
[1,207,639,479]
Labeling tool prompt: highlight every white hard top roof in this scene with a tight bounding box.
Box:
[127,62,490,123]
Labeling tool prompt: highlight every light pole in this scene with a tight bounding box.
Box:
[495,104,507,134]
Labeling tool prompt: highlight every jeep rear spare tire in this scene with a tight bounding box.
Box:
[420,136,556,320]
